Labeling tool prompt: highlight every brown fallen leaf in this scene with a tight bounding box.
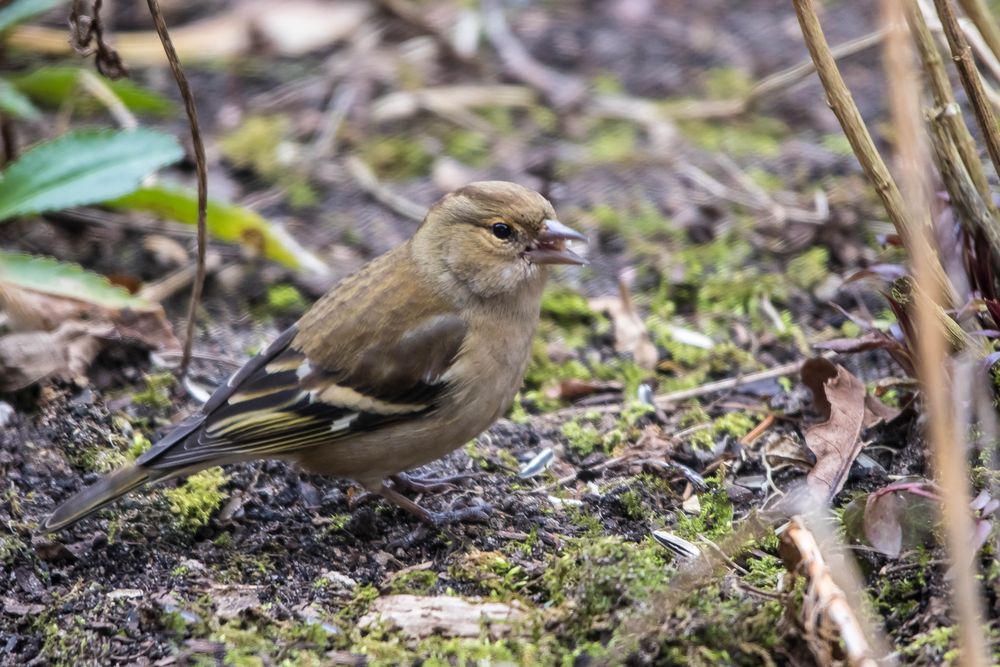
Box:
[0,323,108,391]
[544,378,623,402]
[0,279,178,352]
[359,594,524,639]
[800,359,867,502]
[589,271,658,370]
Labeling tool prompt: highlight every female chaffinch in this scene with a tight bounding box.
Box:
[43,181,586,531]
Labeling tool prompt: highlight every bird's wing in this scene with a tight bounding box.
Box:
[136,312,467,471]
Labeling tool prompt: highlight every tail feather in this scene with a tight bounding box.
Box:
[42,466,153,533]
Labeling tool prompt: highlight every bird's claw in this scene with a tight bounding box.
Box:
[389,472,475,494]
[426,501,492,526]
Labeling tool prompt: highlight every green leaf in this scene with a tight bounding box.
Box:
[110,185,329,274]
[0,128,184,221]
[12,67,175,116]
[0,78,40,120]
[0,250,153,309]
[0,0,62,33]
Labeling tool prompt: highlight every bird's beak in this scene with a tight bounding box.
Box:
[525,219,588,265]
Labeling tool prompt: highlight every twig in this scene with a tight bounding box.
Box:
[884,1,990,663]
[666,29,887,121]
[481,0,587,109]
[957,0,1000,64]
[740,413,776,446]
[779,517,880,667]
[138,253,222,304]
[370,85,537,124]
[905,0,995,209]
[145,0,207,381]
[933,0,1000,186]
[551,356,820,419]
[791,0,957,308]
[69,0,128,78]
[77,69,137,130]
[344,156,426,222]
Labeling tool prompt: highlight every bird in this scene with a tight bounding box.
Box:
[42,181,587,532]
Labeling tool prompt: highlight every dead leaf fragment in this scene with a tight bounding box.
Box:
[0,323,107,391]
[801,360,867,502]
[213,585,262,620]
[589,272,658,370]
[360,594,524,639]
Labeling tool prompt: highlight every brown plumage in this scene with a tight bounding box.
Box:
[43,181,586,532]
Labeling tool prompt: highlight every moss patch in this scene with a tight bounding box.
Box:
[164,468,230,532]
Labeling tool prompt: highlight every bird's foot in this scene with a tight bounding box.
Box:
[424,501,492,526]
[388,472,476,494]
[376,481,491,526]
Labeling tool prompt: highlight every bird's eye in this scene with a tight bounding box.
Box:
[491,222,513,240]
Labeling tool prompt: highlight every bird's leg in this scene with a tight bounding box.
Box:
[376,482,490,526]
[388,471,476,494]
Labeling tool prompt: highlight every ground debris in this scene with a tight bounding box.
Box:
[360,594,525,639]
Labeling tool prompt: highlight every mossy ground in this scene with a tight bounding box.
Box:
[1,0,992,665]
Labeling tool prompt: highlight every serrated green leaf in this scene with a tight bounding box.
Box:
[0,78,40,120]
[0,0,62,33]
[0,250,153,309]
[0,128,184,221]
[109,185,329,274]
[12,66,175,116]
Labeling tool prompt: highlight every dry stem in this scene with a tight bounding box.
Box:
[145,0,208,380]
[779,517,880,667]
[905,0,994,211]
[884,1,989,663]
[957,0,1000,64]
[791,0,957,307]
[933,0,1000,185]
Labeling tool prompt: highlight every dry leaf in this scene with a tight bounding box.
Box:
[360,594,524,639]
[801,359,867,502]
[589,272,658,370]
[544,378,622,401]
[0,323,108,391]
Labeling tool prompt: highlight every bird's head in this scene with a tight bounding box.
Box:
[413,181,586,300]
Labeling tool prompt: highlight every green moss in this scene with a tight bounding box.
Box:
[743,553,784,589]
[651,581,785,666]
[219,115,318,209]
[0,534,26,565]
[703,67,753,99]
[542,535,671,641]
[674,475,733,541]
[361,135,432,180]
[787,247,830,291]
[265,283,308,315]
[902,625,958,664]
[220,115,288,175]
[587,120,638,162]
[678,116,787,157]
[164,468,229,531]
[132,371,176,410]
[448,550,530,598]
[559,413,625,459]
[444,129,491,166]
[387,569,438,595]
[541,287,593,324]
[127,431,152,459]
[678,405,758,451]
[617,488,647,520]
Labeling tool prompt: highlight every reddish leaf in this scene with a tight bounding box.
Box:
[801,360,867,501]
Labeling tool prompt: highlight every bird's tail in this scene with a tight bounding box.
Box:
[41,465,155,533]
